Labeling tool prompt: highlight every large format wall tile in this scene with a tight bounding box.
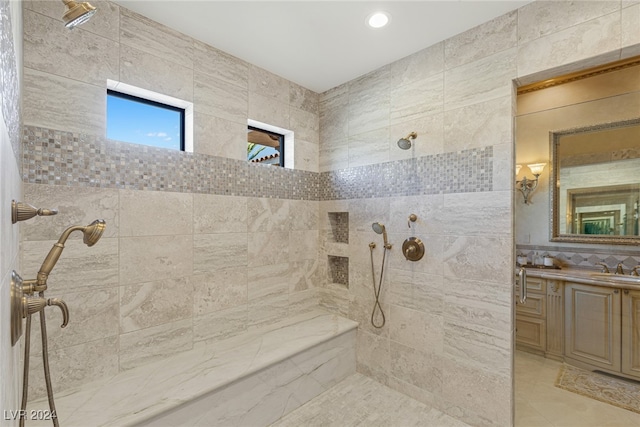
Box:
[248,231,289,268]
[290,82,319,115]
[390,73,443,126]
[441,191,511,236]
[28,337,119,401]
[119,318,193,370]
[389,42,444,89]
[23,68,106,135]
[193,304,247,343]
[444,96,512,151]
[22,183,119,240]
[193,233,247,273]
[21,238,119,293]
[444,48,517,111]
[28,287,119,355]
[120,277,194,333]
[194,112,246,160]
[517,0,620,45]
[120,8,193,68]
[248,92,290,129]
[445,11,517,70]
[319,85,349,143]
[120,189,193,236]
[249,65,290,104]
[194,71,248,124]
[23,0,120,41]
[119,44,193,101]
[194,193,247,234]
[443,236,511,284]
[622,3,640,57]
[120,235,193,284]
[517,11,621,78]
[23,9,118,86]
[193,269,248,315]
[194,40,248,89]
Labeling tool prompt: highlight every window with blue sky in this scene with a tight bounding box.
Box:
[107,90,185,150]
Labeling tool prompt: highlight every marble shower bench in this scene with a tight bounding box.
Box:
[26,310,358,426]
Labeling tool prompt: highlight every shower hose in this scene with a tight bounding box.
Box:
[368,243,387,328]
[20,300,60,427]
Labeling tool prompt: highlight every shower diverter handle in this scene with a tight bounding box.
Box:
[23,297,69,328]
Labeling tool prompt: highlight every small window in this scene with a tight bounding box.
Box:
[107,89,185,150]
[247,126,284,166]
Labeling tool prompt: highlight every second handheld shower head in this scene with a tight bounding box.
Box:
[372,222,392,249]
[36,219,106,287]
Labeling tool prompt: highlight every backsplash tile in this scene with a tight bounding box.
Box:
[517,244,640,270]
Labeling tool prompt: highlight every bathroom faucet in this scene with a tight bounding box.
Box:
[615,263,625,275]
[595,262,609,273]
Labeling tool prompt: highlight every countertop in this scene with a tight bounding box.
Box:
[519,266,640,291]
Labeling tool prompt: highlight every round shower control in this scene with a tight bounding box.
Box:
[402,237,425,261]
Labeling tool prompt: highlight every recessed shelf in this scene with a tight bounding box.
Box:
[328,255,349,288]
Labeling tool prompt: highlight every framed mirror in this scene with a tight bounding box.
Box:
[551,117,640,244]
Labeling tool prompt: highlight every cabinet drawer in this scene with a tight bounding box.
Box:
[525,277,546,294]
[516,293,546,317]
[516,316,546,351]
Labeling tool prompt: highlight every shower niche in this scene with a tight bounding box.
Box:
[326,212,349,288]
[328,212,348,244]
[328,256,349,287]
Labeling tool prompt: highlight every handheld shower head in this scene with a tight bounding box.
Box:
[36,219,106,286]
[372,222,392,249]
[62,0,97,29]
[397,132,417,150]
[83,219,106,246]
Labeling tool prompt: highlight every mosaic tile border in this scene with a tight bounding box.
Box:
[22,126,319,200]
[318,147,493,200]
[1,0,21,160]
[23,126,493,201]
[517,244,640,270]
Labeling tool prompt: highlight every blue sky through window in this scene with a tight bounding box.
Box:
[107,93,183,150]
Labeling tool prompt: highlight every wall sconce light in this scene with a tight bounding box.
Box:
[516,163,546,204]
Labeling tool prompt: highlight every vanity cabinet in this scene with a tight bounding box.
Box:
[515,277,564,358]
[565,283,640,380]
[622,289,640,379]
[564,283,621,372]
[515,277,546,352]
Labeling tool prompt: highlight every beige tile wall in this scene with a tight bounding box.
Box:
[1,0,23,423]
[16,1,640,426]
[317,2,638,426]
[20,0,320,399]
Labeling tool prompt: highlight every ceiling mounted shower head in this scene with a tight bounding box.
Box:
[62,0,97,29]
[397,132,417,150]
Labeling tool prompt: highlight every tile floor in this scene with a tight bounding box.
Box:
[272,352,640,426]
[515,351,640,427]
[270,373,469,427]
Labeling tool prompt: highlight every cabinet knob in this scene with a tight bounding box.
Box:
[614,289,619,294]
[624,290,629,295]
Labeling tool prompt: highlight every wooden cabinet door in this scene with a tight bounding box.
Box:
[516,316,546,351]
[565,283,621,372]
[622,289,640,380]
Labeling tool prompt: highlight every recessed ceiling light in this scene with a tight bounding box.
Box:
[367,12,390,29]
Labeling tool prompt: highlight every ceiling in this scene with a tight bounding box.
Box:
[112,1,532,93]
